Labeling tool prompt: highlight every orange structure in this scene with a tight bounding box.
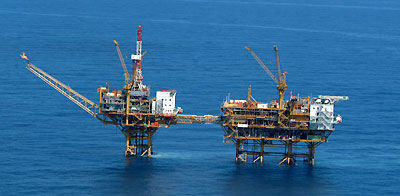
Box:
[220,46,347,165]
[22,26,347,166]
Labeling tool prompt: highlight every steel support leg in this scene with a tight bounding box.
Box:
[125,134,136,156]
[235,139,241,162]
[125,130,153,157]
[147,133,152,157]
[308,143,316,166]
[279,141,296,165]
[260,139,264,164]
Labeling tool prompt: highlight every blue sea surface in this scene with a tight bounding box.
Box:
[1,0,400,195]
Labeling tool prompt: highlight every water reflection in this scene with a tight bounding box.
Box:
[220,162,331,195]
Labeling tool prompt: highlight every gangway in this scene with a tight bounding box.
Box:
[175,115,221,125]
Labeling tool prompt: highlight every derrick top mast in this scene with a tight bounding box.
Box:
[135,25,143,58]
[130,25,148,94]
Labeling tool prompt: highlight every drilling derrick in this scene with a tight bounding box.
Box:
[99,25,177,157]
[131,25,147,93]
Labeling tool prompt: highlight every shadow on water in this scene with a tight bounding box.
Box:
[220,163,331,196]
[100,156,179,195]
[119,157,155,195]
[95,155,335,195]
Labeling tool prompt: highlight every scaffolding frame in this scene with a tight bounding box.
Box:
[220,91,333,166]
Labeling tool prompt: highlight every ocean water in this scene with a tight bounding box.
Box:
[1,0,400,195]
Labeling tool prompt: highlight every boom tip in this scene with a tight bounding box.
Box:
[20,52,29,62]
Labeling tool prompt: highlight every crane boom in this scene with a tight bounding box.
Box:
[245,46,279,84]
[25,63,103,121]
[114,40,130,87]
[274,45,281,82]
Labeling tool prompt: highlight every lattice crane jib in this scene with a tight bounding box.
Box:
[245,46,287,109]
[23,62,118,127]
[114,40,130,89]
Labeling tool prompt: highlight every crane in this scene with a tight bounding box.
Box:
[22,58,121,129]
[245,46,287,109]
[113,40,130,89]
[114,40,147,90]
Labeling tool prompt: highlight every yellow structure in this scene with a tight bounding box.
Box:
[22,29,347,166]
[220,46,347,165]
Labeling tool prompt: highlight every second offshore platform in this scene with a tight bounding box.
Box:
[22,25,348,166]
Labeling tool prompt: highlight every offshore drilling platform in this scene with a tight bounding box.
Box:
[22,25,347,166]
[220,47,347,165]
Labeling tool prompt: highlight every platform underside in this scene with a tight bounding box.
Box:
[123,126,158,157]
[223,127,331,166]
